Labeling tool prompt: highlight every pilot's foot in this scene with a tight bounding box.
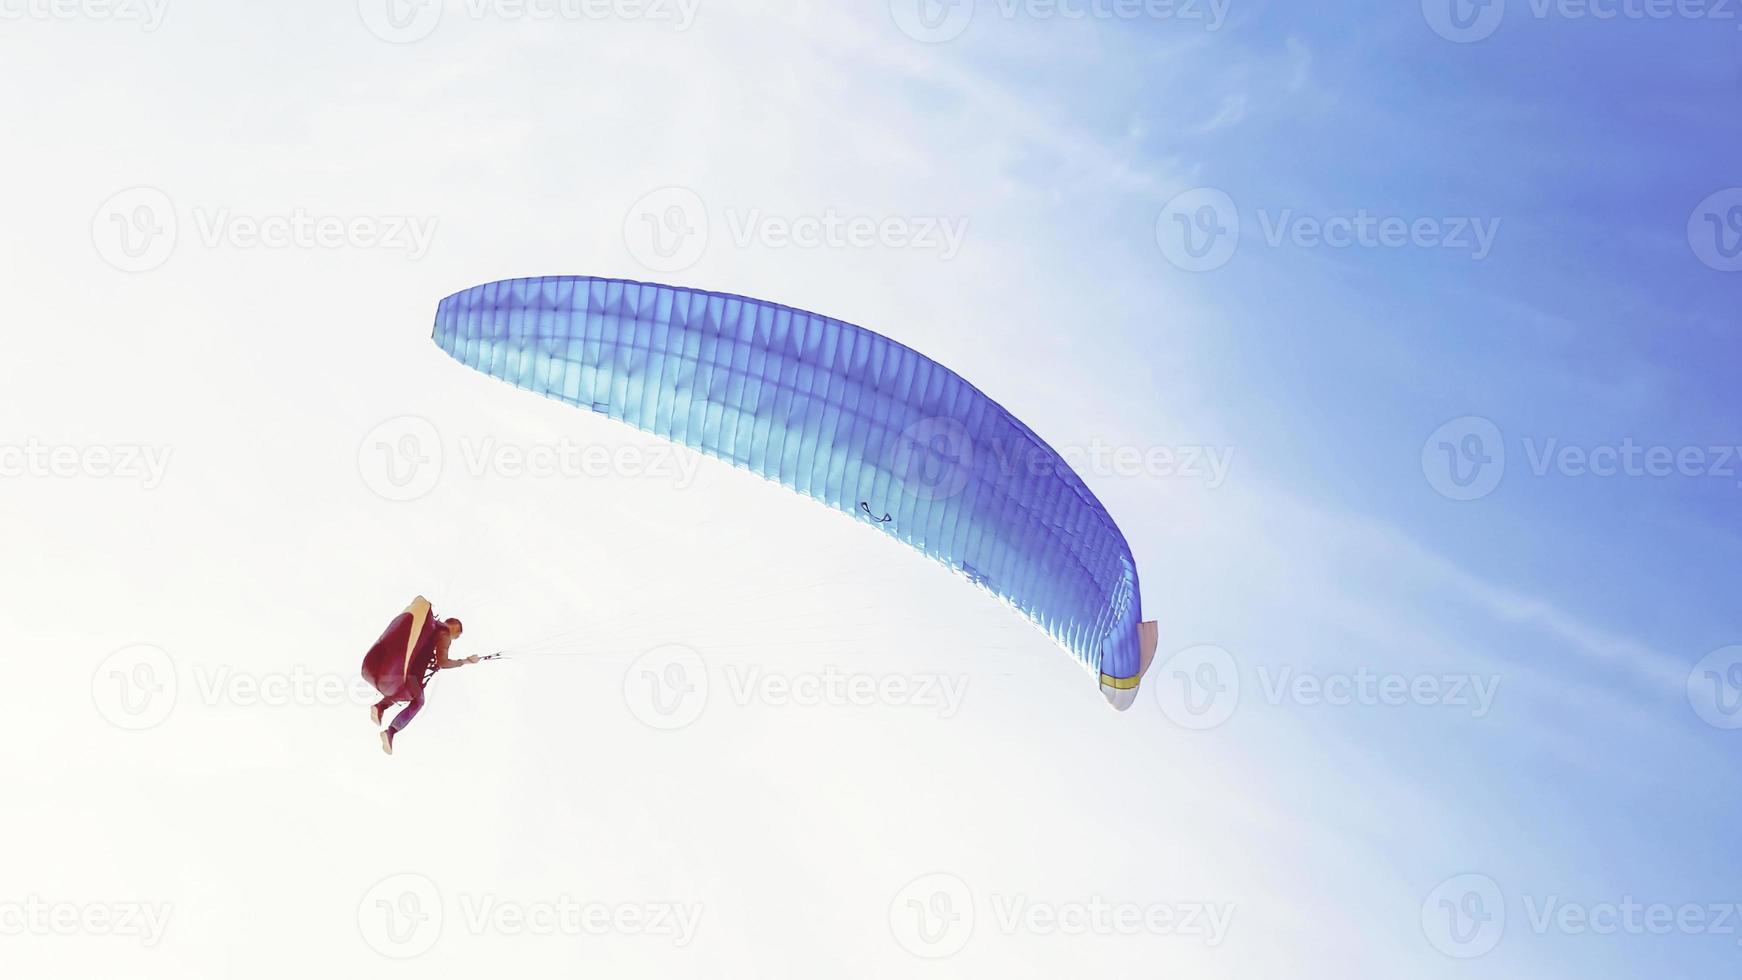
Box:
[380,729,396,756]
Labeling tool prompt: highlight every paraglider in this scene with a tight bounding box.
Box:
[432,276,1157,708]
[361,596,483,754]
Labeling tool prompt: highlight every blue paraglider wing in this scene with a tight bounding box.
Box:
[433,276,1153,706]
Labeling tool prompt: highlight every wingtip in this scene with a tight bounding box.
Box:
[1100,620,1159,712]
[1100,682,1140,711]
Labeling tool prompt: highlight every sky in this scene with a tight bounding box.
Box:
[1,1,1738,977]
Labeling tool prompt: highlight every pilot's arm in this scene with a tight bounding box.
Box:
[432,626,478,669]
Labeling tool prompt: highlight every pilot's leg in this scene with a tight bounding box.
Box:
[380,695,424,755]
[389,696,424,733]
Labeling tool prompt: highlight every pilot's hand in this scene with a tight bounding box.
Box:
[465,655,481,665]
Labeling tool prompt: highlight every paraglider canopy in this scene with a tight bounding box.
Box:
[433,276,1157,708]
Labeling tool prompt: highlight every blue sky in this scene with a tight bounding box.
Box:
[0,2,1737,977]
[1114,6,1742,976]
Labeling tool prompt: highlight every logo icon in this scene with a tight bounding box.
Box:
[1156,188,1239,272]
[1152,644,1239,730]
[624,186,710,274]
[1688,645,1742,730]
[93,187,177,273]
[92,644,177,731]
[889,872,974,958]
[358,873,443,958]
[1688,189,1742,273]
[1422,416,1504,501]
[358,416,443,502]
[359,0,443,43]
[889,417,974,502]
[890,0,974,43]
[1422,873,1505,958]
[1422,0,1506,43]
[624,644,708,730]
